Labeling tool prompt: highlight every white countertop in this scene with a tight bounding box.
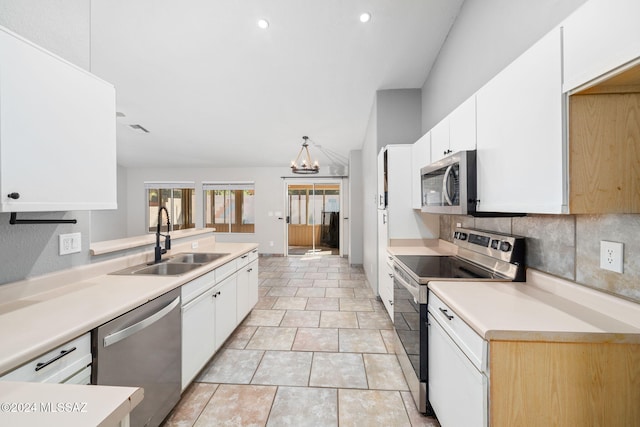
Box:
[387,239,457,257]
[429,269,640,343]
[0,235,258,375]
[0,381,143,427]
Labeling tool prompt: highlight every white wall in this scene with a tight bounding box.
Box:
[124,166,349,255]
[421,0,588,130]
[348,150,363,265]
[377,89,422,148]
[91,165,129,242]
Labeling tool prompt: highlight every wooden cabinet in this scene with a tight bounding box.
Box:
[562,0,640,92]
[411,132,431,209]
[0,26,116,213]
[476,27,565,214]
[567,66,640,213]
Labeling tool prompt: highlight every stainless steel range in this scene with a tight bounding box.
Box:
[392,227,525,414]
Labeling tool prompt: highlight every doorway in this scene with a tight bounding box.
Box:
[285,181,341,256]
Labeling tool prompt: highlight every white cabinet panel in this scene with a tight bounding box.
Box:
[563,0,640,91]
[379,254,394,320]
[181,287,216,390]
[428,312,487,427]
[449,95,477,154]
[411,133,430,209]
[214,274,237,351]
[0,26,116,212]
[430,117,450,162]
[377,148,386,209]
[476,28,565,214]
[237,257,258,323]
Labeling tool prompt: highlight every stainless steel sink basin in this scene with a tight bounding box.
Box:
[109,252,230,276]
[168,252,229,264]
[111,262,204,276]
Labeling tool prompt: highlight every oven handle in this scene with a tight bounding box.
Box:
[442,164,455,206]
[392,267,420,302]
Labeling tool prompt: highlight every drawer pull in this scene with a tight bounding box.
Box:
[35,347,77,372]
[247,268,253,272]
[213,291,221,298]
[241,255,249,259]
[439,307,454,320]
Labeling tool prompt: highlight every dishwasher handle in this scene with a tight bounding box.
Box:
[103,296,180,348]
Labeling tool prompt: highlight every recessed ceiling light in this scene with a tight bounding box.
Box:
[257,19,269,29]
[359,12,371,23]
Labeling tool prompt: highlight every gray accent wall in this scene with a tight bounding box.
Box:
[424,0,640,303]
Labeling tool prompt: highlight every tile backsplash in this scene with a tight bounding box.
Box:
[441,214,640,304]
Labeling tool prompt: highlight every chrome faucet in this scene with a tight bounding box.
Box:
[154,206,171,263]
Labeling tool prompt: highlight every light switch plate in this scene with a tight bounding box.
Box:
[59,232,82,255]
[600,240,623,273]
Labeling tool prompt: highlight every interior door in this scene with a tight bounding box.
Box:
[285,180,341,256]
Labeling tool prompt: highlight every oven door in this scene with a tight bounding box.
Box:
[393,270,429,413]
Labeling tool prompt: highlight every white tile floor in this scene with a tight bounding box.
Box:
[162,256,440,427]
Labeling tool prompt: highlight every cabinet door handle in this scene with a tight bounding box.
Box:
[213,291,221,298]
[247,268,253,272]
[35,347,77,371]
[439,307,454,320]
[388,273,394,278]
[7,192,20,200]
[389,300,394,306]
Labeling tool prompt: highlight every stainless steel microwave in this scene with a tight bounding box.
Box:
[421,150,477,215]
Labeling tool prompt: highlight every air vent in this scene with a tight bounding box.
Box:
[129,124,150,133]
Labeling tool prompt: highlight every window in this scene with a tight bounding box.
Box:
[145,182,195,233]
[203,182,255,233]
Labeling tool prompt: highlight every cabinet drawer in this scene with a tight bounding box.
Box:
[181,269,216,305]
[236,252,251,269]
[215,259,237,282]
[428,292,485,372]
[0,333,91,383]
[249,249,258,262]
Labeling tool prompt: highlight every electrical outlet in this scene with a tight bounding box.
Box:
[191,241,199,249]
[59,232,81,255]
[600,241,624,273]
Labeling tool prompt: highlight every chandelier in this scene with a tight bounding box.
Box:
[290,136,319,174]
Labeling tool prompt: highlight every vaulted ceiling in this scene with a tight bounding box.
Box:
[89,0,464,169]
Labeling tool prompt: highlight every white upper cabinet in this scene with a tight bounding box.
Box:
[430,117,450,162]
[411,132,430,209]
[448,96,476,154]
[430,96,476,162]
[563,0,640,92]
[0,26,116,213]
[476,27,565,214]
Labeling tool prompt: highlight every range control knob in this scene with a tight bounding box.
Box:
[500,241,512,252]
[458,232,468,241]
[491,239,500,250]
[454,231,460,239]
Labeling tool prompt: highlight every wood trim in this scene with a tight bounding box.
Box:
[489,340,640,427]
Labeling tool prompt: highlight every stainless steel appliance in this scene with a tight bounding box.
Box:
[392,227,525,414]
[92,288,181,427]
[421,150,477,215]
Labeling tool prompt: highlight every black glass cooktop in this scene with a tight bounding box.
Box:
[395,255,494,280]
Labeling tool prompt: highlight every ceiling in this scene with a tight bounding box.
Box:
[89,0,464,169]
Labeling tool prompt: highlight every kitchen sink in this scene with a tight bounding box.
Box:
[168,252,229,264]
[109,252,230,276]
[110,262,204,276]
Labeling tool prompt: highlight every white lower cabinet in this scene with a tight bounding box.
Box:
[428,292,487,427]
[180,250,258,391]
[379,255,394,320]
[0,333,92,384]
[213,273,237,352]
[181,285,216,390]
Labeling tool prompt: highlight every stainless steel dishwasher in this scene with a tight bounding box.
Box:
[92,288,181,427]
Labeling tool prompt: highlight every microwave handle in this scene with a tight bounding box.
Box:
[442,164,454,206]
